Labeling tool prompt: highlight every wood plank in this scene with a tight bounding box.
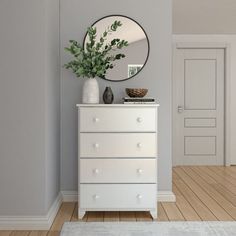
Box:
[173,174,217,220]
[192,167,236,207]
[70,203,88,222]
[28,232,48,236]
[173,184,201,221]
[9,232,30,236]
[216,166,236,179]
[0,232,12,236]
[197,166,236,195]
[48,202,75,236]
[104,212,120,222]
[175,167,233,221]
[70,203,78,222]
[184,167,236,220]
[211,167,236,186]
[45,232,58,236]
[135,212,152,221]
[119,212,136,221]
[191,167,218,184]
[161,202,185,221]
[228,166,236,174]
[157,203,169,221]
[86,212,104,222]
[173,170,180,180]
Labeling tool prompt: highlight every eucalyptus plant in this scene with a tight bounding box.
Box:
[64,21,129,79]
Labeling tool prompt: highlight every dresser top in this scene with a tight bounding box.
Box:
[76,104,160,107]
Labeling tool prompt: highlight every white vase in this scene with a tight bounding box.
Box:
[82,78,99,104]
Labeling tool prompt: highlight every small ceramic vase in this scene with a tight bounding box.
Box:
[82,78,99,104]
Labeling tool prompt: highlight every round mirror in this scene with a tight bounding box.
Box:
[84,15,150,82]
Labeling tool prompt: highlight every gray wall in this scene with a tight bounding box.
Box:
[45,0,61,212]
[0,0,60,216]
[173,0,236,34]
[60,0,172,192]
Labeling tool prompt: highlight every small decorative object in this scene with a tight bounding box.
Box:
[103,87,114,104]
[82,78,99,104]
[64,21,129,104]
[126,88,148,98]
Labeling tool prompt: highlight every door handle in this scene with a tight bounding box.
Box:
[178,106,184,113]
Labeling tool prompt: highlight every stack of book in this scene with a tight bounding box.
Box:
[123,97,156,104]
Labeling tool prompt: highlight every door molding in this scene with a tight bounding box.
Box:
[172,42,231,166]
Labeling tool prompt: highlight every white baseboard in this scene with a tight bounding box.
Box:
[157,191,176,202]
[61,191,176,203]
[0,190,175,230]
[0,193,62,230]
[61,191,78,202]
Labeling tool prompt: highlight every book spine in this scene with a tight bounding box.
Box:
[123,99,155,102]
[123,102,156,104]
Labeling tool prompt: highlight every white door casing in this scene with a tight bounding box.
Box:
[173,47,225,166]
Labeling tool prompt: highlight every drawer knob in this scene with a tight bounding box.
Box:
[137,117,143,123]
[137,143,142,148]
[93,168,99,174]
[137,169,143,174]
[93,194,100,200]
[137,194,143,199]
[93,117,100,123]
[93,143,99,148]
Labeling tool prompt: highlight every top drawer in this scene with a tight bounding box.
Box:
[79,107,157,132]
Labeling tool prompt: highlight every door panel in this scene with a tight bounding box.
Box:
[173,48,224,166]
[184,136,216,156]
[184,118,216,128]
[185,59,216,110]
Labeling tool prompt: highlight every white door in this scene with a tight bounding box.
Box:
[173,48,224,166]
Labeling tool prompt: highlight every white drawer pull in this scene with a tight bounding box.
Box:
[137,194,143,199]
[93,117,100,123]
[137,143,142,148]
[137,169,143,174]
[93,168,99,174]
[93,143,99,148]
[93,194,100,200]
[137,117,143,123]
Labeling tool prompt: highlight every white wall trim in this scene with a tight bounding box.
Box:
[172,41,231,166]
[176,42,228,49]
[61,191,78,202]
[157,191,176,202]
[61,191,176,203]
[0,193,62,230]
[0,190,175,230]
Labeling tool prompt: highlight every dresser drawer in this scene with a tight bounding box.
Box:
[80,159,156,183]
[80,184,156,210]
[79,107,156,132]
[80,133,157,158]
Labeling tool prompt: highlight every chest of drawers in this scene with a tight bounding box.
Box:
[77,104,159,219]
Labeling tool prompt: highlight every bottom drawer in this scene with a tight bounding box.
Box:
[80,184,156,210]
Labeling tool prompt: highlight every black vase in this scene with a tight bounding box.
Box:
[103,86,114,104]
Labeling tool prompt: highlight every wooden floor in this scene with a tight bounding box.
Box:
[1,166,236,236]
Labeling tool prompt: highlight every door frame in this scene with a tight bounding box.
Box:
[172,42,231,166]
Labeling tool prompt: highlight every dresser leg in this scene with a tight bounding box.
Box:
[78,209,86,219]
[150,209,157,220]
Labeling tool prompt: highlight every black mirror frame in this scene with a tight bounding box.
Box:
[83,14,150,82]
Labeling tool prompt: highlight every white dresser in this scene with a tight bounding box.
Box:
[77,104,159,219]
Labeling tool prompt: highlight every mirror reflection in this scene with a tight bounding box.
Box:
[84,15,149,81]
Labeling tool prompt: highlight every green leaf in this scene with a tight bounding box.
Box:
[64,20,129,78]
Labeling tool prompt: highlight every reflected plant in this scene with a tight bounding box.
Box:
[64,21,129,78]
